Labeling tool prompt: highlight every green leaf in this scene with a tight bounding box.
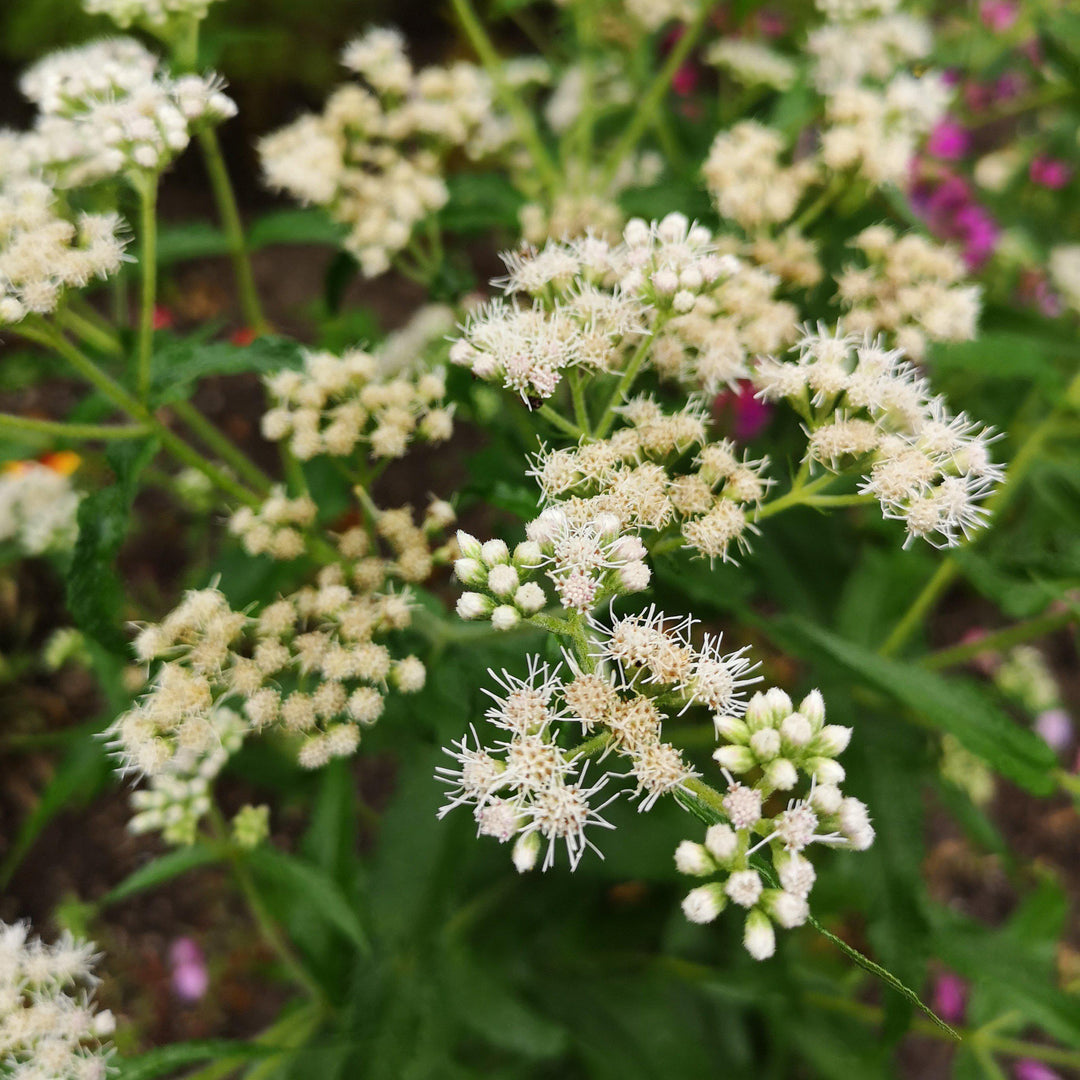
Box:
[156,221,231,264]
[772,617,1058,795]
[149,336,304,405]
[248,847,370,955]
[249,208,345,249]
[99,844,224,907]
[66,438,159,653]
[111,1039,270,1080]
[439,172,524,235]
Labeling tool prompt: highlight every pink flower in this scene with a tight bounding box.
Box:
[927,120,971,160]
[1035,708,1073,753]
[169,937,209,1002]
[1030,156,1072,190]
[714,381,773,442]
[756,10,786,37]
[1014,1062,1062,1080]
[673,62,699,96]
[931,971,968,1024]
[152,305,174,331]
[980,1,1018,32]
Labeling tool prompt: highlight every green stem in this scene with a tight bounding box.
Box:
[801,492,877,509]
[56,307,120,356]
[450,0,561,192]
[754,472,837,521]
[568,370,592,435]
[601,3,710,188]
[922,608,1076,671]
[134,173,159,403]
[19,321,262,508]
[537,403,584,440]
[594,330,659,439]
[880,365,1080,657]
[0,412,151,442]
[198,126,270,335]
[791,174,846,232]
[171,398,274,494]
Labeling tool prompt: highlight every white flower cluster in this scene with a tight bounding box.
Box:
[677,685,874,960]
[809,5,931,93]
[373,303,457,377]
[622,0,698,31]
[705,40,797,92]
[0,458,82,554]
[702,121,819,232]
[756,325,1003,548]
[83,0,222,29]
[15,37,235,187]
[450,215,795,403]
[129,705,245,845]
[0,177,127,325]
[259,347,453,462]
[438,606,773,870]
[527,396,773,564]
[259,27,492,277]
[228,489,316,561]
[109,579,425,776]
[995,645,1061,715]
[836,225,981,360]
[821,72,951,187]
[0,920,115,1080]
[454,508,651,626]
[1049,245,1080,315]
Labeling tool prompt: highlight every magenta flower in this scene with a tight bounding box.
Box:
[672,62,699,96]
[927,120,971,160]
[714,381,773,442]
[910,169,999,268]
[1030,156,1072,190]
[980,0,1018,32]
[931,971,968,1024]
[169,937,209,1002]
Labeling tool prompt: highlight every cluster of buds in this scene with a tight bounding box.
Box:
[129,705,245,845]
[16,37,235,187]
[677,686,874,960]
[0,177,127,325]
[0,920,115,1079]
[109,575,425,776]
[83,0,223,31]
[755,324,1003,548]
[260,347,453,461]
[454,509,651,626]
[450,214,795,403]
[836,224,981,360]
[228,488,317,561]
[528,395,773,564]
[259,28,495,277]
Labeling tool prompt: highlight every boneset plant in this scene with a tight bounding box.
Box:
[1,0,1079,1076]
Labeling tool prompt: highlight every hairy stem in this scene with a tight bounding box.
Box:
[0,412,151,442]
[134,173,159,403]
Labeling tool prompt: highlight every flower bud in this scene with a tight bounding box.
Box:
[763,687,793,723]
[514,582,547,613]
[618,560,651,592]
[487,564,519,597]
[623,218,650,246]
[812,724,852,757]
[749,728,781,762]
[456,592,493,620]
[704,823,738,863]
[682,883,726,924]
[455,530,482,560]
[513,540,544,567]
[764,889,809,929]
[762,757,798,791]
[491,605,521,631]
[744,692,772,732]
[481,538,510,565]
[714,715,750,744]
[674,840,715,877]
[743,909,776,960]
[779,712,812,749]
[453,557,485,586]
[512,830,541,873]
[808,757,845,785]
[799,689,826,730]
[808,783,842,815]
[713,744,756,774]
